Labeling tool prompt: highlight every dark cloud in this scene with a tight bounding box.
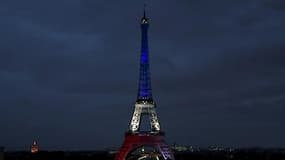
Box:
[264,0,285,11]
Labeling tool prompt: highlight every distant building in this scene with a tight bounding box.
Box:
[0,147,4,160]
[31,140,39,153]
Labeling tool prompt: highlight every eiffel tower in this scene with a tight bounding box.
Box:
[115,9,175,160]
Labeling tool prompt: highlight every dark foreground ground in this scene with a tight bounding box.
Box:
[3,149,285,160]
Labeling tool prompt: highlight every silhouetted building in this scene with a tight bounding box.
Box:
[0,147,4,160]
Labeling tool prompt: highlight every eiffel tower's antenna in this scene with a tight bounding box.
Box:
[143,4,146,19]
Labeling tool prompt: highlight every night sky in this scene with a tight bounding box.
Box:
[1,0,285,150]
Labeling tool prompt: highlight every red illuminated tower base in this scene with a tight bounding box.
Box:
[115,132,174,160]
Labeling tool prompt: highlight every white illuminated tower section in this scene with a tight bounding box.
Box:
[129,10,161,133]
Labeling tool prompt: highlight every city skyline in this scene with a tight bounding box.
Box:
[0,0,285,150]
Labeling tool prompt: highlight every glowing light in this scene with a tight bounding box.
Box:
[31,140,39,153]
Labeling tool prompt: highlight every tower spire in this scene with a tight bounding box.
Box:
[141,4,149,25]
[137,5,152,102]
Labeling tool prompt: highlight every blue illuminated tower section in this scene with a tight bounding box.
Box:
[137,10,153,102]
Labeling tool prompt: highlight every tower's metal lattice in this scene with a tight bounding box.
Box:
[137,11,152,101]
[115,9,175,160]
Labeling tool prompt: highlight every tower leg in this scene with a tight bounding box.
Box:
[150,111,160,132]
[129,107,142,132]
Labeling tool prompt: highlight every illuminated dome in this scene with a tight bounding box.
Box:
[31,140,39,153]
